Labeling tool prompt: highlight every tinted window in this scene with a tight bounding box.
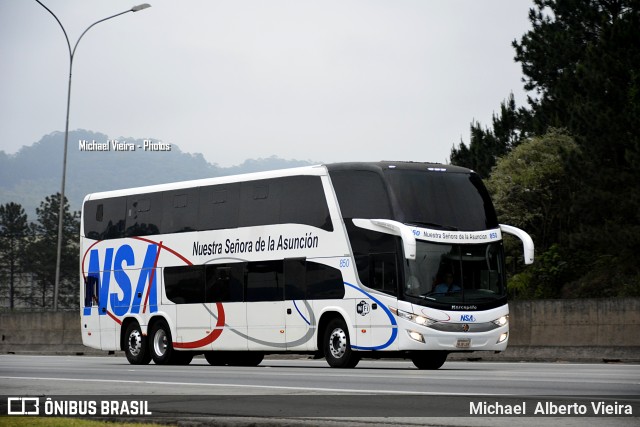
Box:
[329,170,392,219]
[162,188,198,233]
[84,198,126,240]
[163,260,344,304]
[384,170,498,231]
[84,175,333,239]
[126,193,163,237]
[245,261,283,302]
[284,258,306,300]
[205,263,244,302]
[198,183,241,230]
[354,253,398,296]
[370,253,398,296]
[239,181,280,227]
[346,223,400,294]
[164,265,205,304]
[284,259,344,300]
[306,262,345,299]
[279,176,333,231]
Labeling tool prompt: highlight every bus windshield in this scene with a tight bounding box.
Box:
[403,241,506,305]
[384,169,499,231]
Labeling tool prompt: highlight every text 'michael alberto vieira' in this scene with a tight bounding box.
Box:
[470,400,633,416]
[78,139,171,152]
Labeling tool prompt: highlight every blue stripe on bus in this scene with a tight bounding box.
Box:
[293,300,311,325]
[344,281,398,350]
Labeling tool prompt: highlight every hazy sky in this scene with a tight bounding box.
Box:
[1,0,533,167]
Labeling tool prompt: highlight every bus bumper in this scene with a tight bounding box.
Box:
[397,322,510,352]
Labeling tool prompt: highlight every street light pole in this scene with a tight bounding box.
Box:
[34,1,151,311]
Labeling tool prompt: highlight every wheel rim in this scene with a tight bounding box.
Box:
[328,327,347,359]
[128,329,142,357]
[153,328,168,357]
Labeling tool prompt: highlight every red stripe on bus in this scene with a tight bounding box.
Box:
[173,302,226,349]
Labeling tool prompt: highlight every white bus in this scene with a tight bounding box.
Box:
[80,162,533,369]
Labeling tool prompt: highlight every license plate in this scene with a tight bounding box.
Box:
[456,338,471,348]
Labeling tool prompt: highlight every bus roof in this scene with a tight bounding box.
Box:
[83,161,473,203]
[326,161,473,174]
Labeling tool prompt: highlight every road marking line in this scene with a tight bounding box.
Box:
[0,376,495,396]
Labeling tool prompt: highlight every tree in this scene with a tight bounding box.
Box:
[0,202,30,309]
[513,0,640,227]
[514,1,639,149]
[452,0,640,297]
[25,194,80,309]
[513,0,640,296]
[487,130,580,298]
[487,129,580,250]
[450,94,527,177]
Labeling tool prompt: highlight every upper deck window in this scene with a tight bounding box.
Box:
[329,170,392,220]
[83,175,332,239]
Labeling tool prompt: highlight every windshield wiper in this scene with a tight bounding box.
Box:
[406,221,459,231]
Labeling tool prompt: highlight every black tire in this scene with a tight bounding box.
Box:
[123,322,151,365]
[172,351,194,365]
[204,351,263,367]
[232,352,264,367]
[204,351,228,366]
[411,351,448,370]
[324,318,360,368]
[149,319,176,365]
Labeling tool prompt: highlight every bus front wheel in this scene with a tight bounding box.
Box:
[324,318,360,368]
[411,351,448,370]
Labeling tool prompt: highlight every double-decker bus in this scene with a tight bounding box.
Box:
[80,161,533,369]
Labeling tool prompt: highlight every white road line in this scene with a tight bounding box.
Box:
[0,375,494,396]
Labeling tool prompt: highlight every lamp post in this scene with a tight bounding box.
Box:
[34,1,151,311]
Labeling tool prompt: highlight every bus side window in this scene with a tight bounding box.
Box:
[205,264,244,302]
[83,198,126,240]
[306,262,345,299]
[284,258,306,300]
[198,183,240,230]
[164,265,205,304]
[246,261,283,302]
[162,189,198,233]
[370,253,398,296]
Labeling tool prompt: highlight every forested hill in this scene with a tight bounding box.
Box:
[0,130,315,216]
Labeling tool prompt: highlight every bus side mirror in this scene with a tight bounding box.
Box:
[352,218,416,260]
[500,224,535,265]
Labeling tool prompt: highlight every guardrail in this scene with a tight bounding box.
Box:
[1,298,639,362]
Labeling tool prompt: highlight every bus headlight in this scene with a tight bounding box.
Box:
[497,332,508,343]
[492,315,509,327]
[390,307,436,326]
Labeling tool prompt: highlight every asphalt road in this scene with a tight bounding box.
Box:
[1,354,638,426]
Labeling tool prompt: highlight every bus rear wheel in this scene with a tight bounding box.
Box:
[411,351,448,370]
[123,322,151,365]
[324,318,360,368]
[149,319,189,365]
